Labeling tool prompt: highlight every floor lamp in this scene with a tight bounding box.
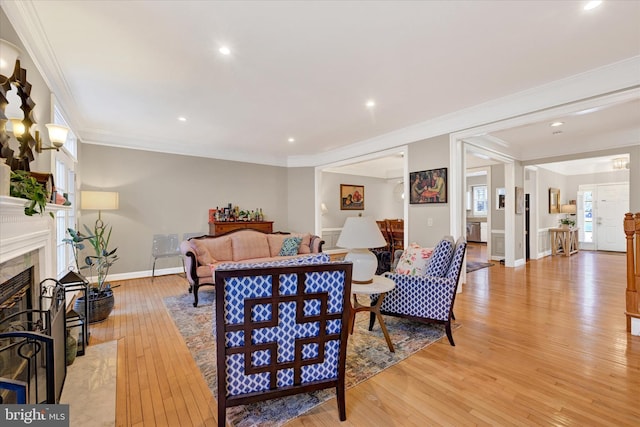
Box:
[80,191,119,230]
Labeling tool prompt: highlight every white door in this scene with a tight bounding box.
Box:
[595,183,629,252]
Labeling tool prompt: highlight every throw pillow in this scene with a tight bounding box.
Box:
[395,243,434,275]
[279,237,303,256]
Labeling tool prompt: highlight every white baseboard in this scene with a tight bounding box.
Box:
[84,266,185,283]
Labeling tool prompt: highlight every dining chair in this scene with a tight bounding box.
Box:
[151,234,183,281]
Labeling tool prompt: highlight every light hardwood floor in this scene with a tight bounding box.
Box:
[90,249,640,426]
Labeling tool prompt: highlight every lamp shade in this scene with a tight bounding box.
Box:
[81,191,119,210]
[0,39,20,78]
[560,204,576,214]
[336,216,387,284]
[336,216,386,249]
[45,124,69,147]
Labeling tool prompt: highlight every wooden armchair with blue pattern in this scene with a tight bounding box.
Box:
[214,257,352,426]
[370,237,467,346]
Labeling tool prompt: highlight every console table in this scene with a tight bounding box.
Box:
[550,227,579,257]
[208,221,273,236]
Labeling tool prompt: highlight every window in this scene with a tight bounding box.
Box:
[472,185,488,216]
[52,101,78,277]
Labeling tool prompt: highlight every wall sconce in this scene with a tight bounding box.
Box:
[320,202,328,215]
[8,119,69,153]
[39,124,70,152]
[612,157,629,170]
[0,39,20,81]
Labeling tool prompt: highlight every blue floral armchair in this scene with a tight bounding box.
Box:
[370,237,467,346]
[214,258,352,426]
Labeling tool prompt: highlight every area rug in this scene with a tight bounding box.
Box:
[163,290,449,427]
[466,261,494,273]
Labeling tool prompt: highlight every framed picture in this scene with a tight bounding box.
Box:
[496,188,506,210]
[409,168,447,204]
[549,188,560,214]
[515,186,524,214]
[340,184,364,210]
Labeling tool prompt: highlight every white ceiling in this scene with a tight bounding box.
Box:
[2,1,640,168]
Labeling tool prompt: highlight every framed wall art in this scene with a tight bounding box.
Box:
[409,168,447,204]
[549,188,560,214]
[340,184,364,210]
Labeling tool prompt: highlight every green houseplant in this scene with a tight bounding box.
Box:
[9,170,53,217]
[64,224,119,323]
[559,217,576,228]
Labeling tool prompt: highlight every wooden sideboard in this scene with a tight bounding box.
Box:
[208,221,273,236]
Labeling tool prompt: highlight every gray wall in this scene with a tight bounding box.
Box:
[407,134,451,247]
[320,172,402,229]
[78,144,290,275]
[536,167,569,230]
[286,167,315,234]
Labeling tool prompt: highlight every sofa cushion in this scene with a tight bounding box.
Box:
[193,237,233,263]
[296,233,312,254]
[395,243,434,275]
[267,233,312,256]
[425,237,454,277]
[279,237,303,256]
[230,230,271,261]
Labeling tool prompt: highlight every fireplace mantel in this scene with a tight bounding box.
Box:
[0,195,71,282]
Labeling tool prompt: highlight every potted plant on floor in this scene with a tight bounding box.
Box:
[64,223,119,323]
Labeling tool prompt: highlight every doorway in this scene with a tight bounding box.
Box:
[578,183,629,252]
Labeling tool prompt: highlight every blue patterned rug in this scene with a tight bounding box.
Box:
[164,290,450,426]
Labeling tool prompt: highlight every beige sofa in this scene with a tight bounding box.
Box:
[180,229,324,306]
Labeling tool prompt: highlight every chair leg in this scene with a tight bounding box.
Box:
[152,258,157,282]
[193,285,199,307]
[217,401,226,427]
[445,321,455,346]
[451,310,455,320]
[368,312,376,331]
[181,257,186,277]
[336,384,346,421]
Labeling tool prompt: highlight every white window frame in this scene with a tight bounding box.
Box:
[51,97,79,277]
[472,185,488,217]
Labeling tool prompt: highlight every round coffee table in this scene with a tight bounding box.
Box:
[350,275,396,352]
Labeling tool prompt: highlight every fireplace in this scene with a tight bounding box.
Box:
[0,195,71,403]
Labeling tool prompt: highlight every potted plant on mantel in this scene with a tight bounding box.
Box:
[64,224,119,323]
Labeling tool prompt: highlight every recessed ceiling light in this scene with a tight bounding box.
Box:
[550,121,564,127]
[584,1,602,11]
[365,100,376,109]
[288,137,295,143]
[178,117,187,122]
[219,46,231,55]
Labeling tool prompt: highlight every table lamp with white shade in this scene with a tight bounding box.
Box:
[336,216,387,284]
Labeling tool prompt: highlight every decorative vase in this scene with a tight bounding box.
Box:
[66,329,78,366]
[74,290,115,323]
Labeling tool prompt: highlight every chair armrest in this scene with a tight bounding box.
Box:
[180,240,198,286]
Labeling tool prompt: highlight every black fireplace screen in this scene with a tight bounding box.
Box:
[0,272,66,404]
